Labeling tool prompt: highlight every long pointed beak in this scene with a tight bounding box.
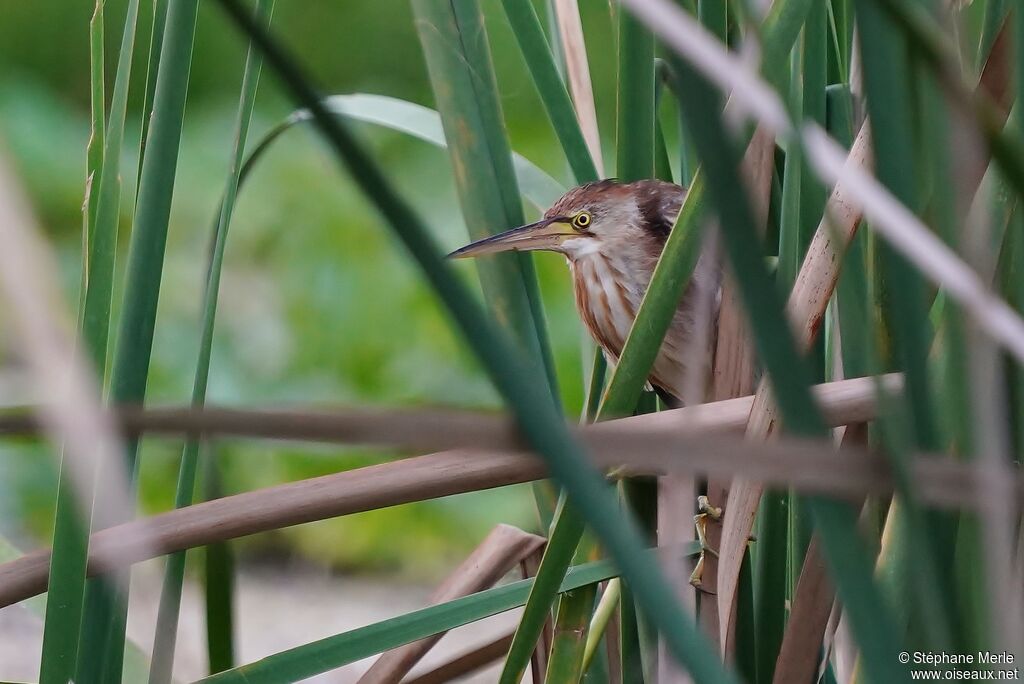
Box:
[448,218,573,259]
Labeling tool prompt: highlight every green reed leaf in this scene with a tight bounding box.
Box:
[244,94,564,213]
[854,0,955,651]
[413,0,559,401]
[198,547,696,684]
[147,3,274,682]
[500,0,599,183]
[77,0,202,678]
[41,0,141,680]
[500,499,585,684]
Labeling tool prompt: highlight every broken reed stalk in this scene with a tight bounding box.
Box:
[770,538,834,684]
[403,633,515,684]
[359,524,544,683]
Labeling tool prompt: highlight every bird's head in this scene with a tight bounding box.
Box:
[448,179,680,262]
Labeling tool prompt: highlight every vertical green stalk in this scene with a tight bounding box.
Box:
[826,0,849,85]
[950,2,1017,656]
[798,1,827,289]
[698,0,727,41]
[853,0,955,652]
[415,0,558,394]
[609,13,657,675]
[147,2,274,681]
[616,10,655,182]
[500,501,587,684]
[584,352,608,422]
[86,0,106,241]
[619,581,646,683]
[500,0,599,184]
[827,84,869,383]
[777,46,803,300]
[920,49,971,459]
[665,66,698,187]
[415,0,561,537]
[137,0,168,188]
[786,0,827,632]
[1011,0,1024,464]
[545,584,599,682]
[735,552,757,684]
[542,0,567,79]
[80,0,142,408]
[617,476,657,684]
[753,492,788,684]
[77,0,202,680]
[40,1,140,681]
[202,456,237,674]
[854,0,936,450]
[654,67,674,183]
[977,0,1007,70]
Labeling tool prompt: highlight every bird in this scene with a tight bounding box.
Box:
[449,178,719,406]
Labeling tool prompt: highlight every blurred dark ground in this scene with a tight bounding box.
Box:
[0,0,622,578]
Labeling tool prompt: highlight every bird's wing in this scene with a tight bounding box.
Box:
[632,180,686,244]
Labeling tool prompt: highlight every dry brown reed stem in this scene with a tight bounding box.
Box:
[359,525,544,684]
[519,549,552,681]
[404,632,514,684]
[4,377,1024,611]
[0,374,892,448]
[772,422,869,679]
[0,374,887,608]
[771,539,835,684]
[0,147,146,579]
[656,475,698,684]
[552,0,603,174]
[949,32,1007,224]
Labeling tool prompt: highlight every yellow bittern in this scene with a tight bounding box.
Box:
[451,178,724,587]
[450,178,718,406]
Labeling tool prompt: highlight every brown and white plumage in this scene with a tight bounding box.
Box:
[450,179,719,404]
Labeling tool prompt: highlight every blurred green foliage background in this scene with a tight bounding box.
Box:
[0,0,622,578]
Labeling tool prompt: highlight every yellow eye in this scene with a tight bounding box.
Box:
[573,212,592,229]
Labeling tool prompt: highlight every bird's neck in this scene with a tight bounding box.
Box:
[567,247,656,300]
[566,249,654,363]
[567,246,699,404]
